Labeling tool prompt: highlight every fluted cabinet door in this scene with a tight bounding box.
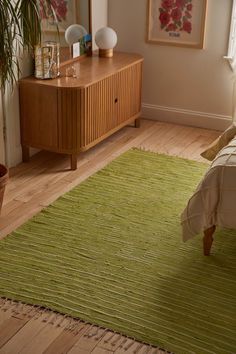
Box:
[116,62,142,126]
[81,62,142,149]
[81,75,116,148]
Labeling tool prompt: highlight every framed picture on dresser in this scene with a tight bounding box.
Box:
[147,0,207,49]
[40,0,79,33]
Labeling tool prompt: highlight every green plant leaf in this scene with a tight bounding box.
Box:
[0,0,58,92]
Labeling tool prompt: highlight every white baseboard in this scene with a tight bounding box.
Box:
[142,103,232,131]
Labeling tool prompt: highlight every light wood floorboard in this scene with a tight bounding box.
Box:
[0,119,220,354]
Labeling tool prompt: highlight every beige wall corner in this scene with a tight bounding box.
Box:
[108,0,234,131]
[3,85,22,168]
[3,51,33,168]
[0,93,5,165]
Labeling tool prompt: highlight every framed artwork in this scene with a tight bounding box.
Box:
[147,0,207,48]
[40,0,79,33]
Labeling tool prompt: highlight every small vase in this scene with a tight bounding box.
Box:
[35,41,60,79]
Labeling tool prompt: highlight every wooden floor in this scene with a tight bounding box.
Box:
[0,119,220,354]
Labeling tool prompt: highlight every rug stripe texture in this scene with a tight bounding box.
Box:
[0,149,235,354]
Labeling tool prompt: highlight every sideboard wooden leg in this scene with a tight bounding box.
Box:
[22,146,30,162]
[203,225,216,256]
[70,154,77,170]
[135,118,141,128]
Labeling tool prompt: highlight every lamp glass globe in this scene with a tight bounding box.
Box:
[65,24,87,46]
[95,27,117,50]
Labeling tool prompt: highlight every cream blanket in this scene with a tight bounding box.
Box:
[181,136,236,241]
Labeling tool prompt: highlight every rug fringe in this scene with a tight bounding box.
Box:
[0,297,173,354]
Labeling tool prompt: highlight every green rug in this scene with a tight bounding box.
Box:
[0,149,235,354]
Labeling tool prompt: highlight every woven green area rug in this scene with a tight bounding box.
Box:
[0,149,235,354]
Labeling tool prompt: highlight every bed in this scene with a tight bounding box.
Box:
[181,129,236,255]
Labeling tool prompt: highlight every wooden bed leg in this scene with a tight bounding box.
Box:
[203,225,216,256]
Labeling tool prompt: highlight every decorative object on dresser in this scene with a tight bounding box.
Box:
[34,41,60,79]
[19,52,143,170]
[0,164,9,215]
[95,27,118,58]
[64,24,88,57]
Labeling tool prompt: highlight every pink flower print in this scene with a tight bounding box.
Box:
[159,0,192,34]
[161,0,175,10]
[175,0,187,8]
[187,3,193,11]
[166,23,177,31]
[171,7,182,21]
[159,11,171,27]
[183,20,192,33]
[51,0,68,22]
[39,0,48,19]
[185,10,192,19]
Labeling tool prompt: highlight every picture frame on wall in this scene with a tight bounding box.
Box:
[147,0,208,49]
[41,0,79,33]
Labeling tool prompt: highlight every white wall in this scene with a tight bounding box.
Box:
[108,0,234,131]
[91,0,108,49]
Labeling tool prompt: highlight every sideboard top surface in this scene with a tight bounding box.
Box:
[20,51,143,89]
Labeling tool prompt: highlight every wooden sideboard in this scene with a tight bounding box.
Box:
[19,52,143,169]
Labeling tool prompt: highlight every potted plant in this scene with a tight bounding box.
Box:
[0,0,55,214]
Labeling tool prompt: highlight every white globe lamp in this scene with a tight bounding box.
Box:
[65,24,87,46]
[95,27,117,58]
